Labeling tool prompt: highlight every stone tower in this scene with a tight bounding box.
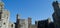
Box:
[15,14,20,28]
[0,0,4,20]
[52,0,60,28]
[0,0,10,28]
[28,17,31,28]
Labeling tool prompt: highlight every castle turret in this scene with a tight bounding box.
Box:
[52,0,60,28]
[15,14,20,28]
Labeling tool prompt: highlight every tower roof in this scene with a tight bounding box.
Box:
[16,14,20,19]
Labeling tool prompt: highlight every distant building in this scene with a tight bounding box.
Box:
[35,19,48,28]
[35,18,55,28]
[15,14,32,28]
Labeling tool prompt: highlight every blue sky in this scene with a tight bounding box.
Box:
[2,0,58,24]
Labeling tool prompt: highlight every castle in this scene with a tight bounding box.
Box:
[0,0,60,28]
